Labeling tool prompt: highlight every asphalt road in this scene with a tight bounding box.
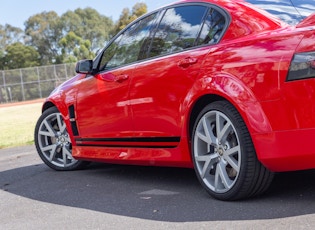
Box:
[1,145,315,229]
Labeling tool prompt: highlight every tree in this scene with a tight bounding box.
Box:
[1,42,40,69]
[60,8,113,52]
[0,24,24,60]
[114,8,131,35]
[24,11,63,65]
[132,2,148,19]
[59,31,94,63]
[0,24,24,45]
[112,3,148,36]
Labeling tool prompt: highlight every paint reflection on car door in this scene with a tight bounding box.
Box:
[75,66,134,139]
[130,6,205,139]
[130,5,226,140]
[75,13,159,140]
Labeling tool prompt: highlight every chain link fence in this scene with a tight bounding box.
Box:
[0,63,76,104]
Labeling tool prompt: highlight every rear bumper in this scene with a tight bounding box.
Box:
[253,128,315,172]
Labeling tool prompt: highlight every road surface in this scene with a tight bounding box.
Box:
[1,145,315,229]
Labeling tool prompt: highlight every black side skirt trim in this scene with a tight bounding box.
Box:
[75,137,181,148]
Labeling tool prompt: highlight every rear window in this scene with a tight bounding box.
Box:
[246,0,315,25]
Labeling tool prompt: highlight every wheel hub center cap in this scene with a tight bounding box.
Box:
[218,147,224,156]
[59,136,66,143]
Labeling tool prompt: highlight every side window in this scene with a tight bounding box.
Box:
[149,5,207,57]
[99,34,123,70]
[197,8,226,45]
[99,13,157,71]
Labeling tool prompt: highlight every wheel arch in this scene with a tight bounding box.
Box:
[42,101,56,113]
[186,73,273,141]
[188,94,225,140]
[41,99,69,119]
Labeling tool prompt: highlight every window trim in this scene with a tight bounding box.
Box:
[144,2,231,61]
[94,2,231,73]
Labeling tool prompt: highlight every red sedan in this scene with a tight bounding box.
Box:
[35,0,315,200]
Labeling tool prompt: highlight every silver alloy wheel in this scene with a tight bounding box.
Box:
[193,110,241,193]
[37,111,78,168]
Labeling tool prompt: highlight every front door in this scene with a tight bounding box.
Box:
[74,12,160,141]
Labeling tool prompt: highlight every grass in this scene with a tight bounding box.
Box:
[0,102,42,149]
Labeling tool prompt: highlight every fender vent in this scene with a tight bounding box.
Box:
[68,105,79,136]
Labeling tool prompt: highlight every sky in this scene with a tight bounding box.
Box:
[0,0,175,29]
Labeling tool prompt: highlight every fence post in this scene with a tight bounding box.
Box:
[54,64,58,86]
[20,69,25,101]
[37,67,42,98]
[64,64,68,79]
[1,71,5,103]
[3,70,11,103]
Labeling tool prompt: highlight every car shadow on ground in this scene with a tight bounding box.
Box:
[1,158,315,222]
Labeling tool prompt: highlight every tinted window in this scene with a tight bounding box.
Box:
[246,0,315,25]
[149,5,207,57]
[197,8,226,45]
[99,13,157,70]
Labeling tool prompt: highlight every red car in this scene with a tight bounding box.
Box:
[35,0,315,200]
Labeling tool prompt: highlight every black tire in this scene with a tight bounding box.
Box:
[191,101,274,200]
[34,106,89,171]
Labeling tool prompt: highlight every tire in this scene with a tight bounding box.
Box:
[34,106,89,171]
[191,101,274,200]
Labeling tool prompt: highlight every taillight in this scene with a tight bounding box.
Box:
[287,52,315,81]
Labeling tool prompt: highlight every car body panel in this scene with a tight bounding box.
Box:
[41,0,315,172]
[75,64,135,139]
[130,47,210,138]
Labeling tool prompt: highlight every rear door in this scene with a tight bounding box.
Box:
[130,4,228,145]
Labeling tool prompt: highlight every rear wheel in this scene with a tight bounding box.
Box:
[34,106,88,171]
[191,101,273,200]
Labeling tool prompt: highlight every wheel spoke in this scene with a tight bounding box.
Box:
[47,145,58,161]
[39,119,56,137]
[38,130,55,137]
[40,144,58,161]
[56,114,66,133]
[215,113,222,141]
[63,145,73,160]
[224,146,240,172]
[216,161,233,190]
[62,149,68,166]
[41,144,56,153]
[196,131,209,144]
[202,117,217,146]
[196,153,219,178]
[219,121,232,143]
[216,114,232,143]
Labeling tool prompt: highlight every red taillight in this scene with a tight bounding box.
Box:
[287,52,315,81]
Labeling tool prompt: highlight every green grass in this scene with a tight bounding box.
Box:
[0,103,42,149]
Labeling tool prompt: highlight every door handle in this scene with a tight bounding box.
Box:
[114,74,129,83]
[178,57,198,68]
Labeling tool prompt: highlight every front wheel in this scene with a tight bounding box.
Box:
[191,101,273,200]
[34,106,88,171]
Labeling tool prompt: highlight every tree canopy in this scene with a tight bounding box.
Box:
[1,42,40,69]
[112,3,148,35]
[0,3,147,70]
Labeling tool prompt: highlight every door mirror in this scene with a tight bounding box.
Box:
[75,59,93,74]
